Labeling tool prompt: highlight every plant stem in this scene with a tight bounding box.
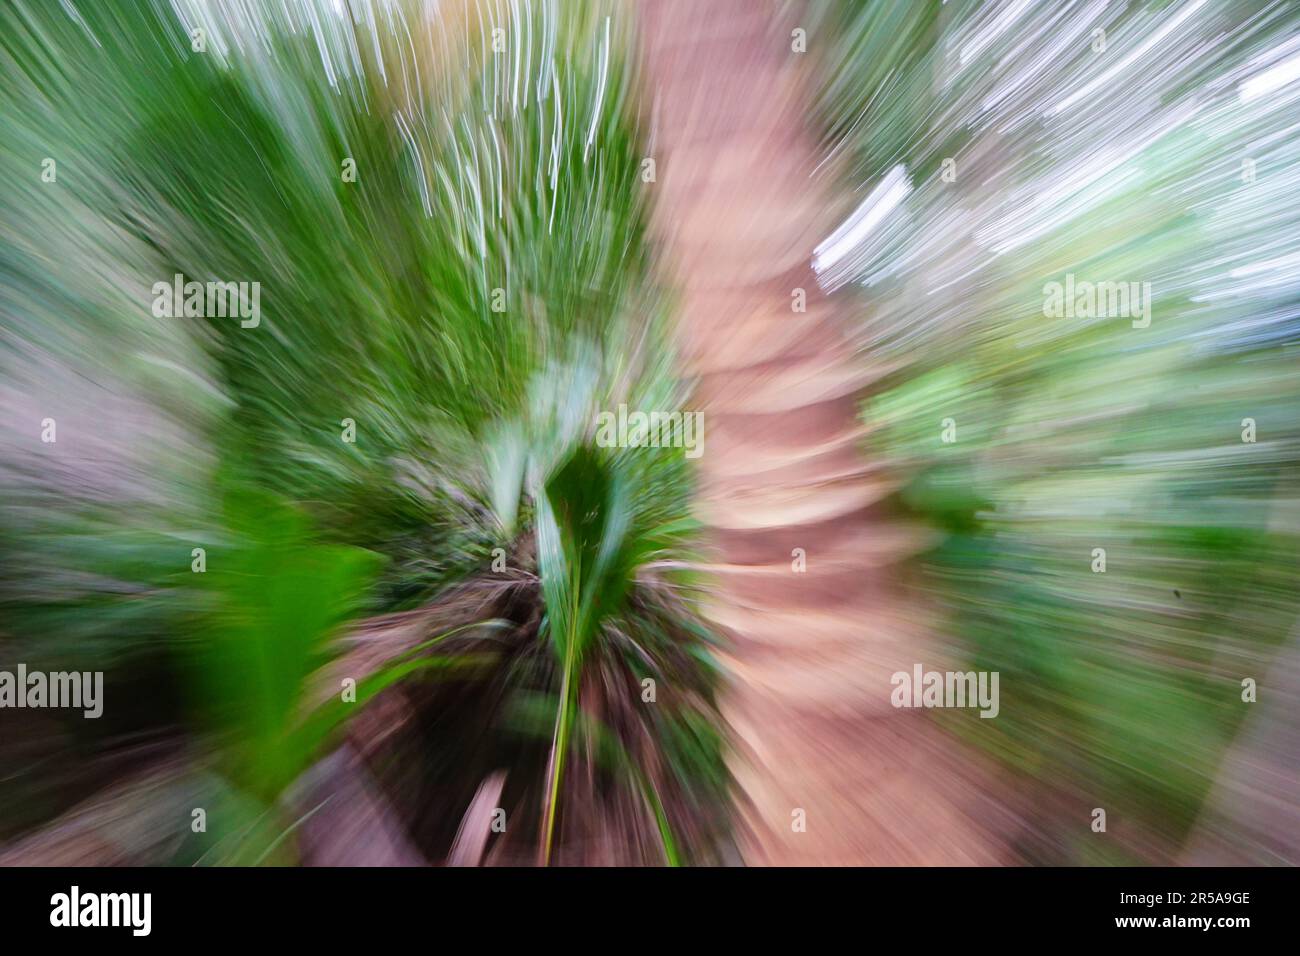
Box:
[540,642,579,866]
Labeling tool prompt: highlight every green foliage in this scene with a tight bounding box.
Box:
[811,0,1300,860]
[0,0,729,864]
[535,446,632,861]
[186,486,385,802]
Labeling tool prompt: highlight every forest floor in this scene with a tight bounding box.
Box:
[639,0,1019,864]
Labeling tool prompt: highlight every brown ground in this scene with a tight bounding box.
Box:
[638,0,1018,865]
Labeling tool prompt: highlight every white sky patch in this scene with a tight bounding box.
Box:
[979,0,1108,118]
[813,165,911,287]
[1048,0,1208,116]
[583,15,610,163]
[981,100,1196,254]
[1239,49,1300,102]
[1227,248,1300,287]
[395,110,432,217]
[959,0,1033,68]
[549,67,562,233]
